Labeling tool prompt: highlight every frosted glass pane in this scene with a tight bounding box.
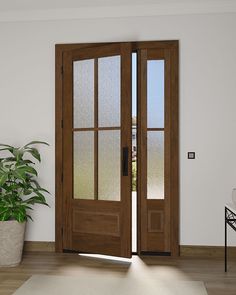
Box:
[98,56,120,127]
[98,130,120,201]
[73,59,94,128]
[74,132,94,199]
[147,131,164,199]
[147,60,164,128]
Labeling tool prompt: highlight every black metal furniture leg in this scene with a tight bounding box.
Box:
[225,207,227,272]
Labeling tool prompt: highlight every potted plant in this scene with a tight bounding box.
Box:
[0,141,50,267]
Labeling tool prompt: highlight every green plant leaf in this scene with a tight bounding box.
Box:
[0,209,11,221]
[18,166,38,176]
[0,144,14,148]
[24,141,49,147]
[0,148,13,152]
[0,141,50,222]
[26,214,33,221]
[38,187,51,194]
[26,148,41,162]
[0,173,8,186]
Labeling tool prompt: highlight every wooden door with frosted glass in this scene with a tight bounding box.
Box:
[62,43,132,258]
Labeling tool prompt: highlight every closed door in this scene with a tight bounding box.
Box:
[62,43,132,258]
[137,46,179,255]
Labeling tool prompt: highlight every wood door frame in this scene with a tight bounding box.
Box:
[55,40,179,254]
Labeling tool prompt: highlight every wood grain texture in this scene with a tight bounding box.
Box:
[60,43,132,258]
[137,48,148,254]
[181,245,236,258]
[55,41,179,256]
[169,42,179,257]
[23,242,236,259]
[23,242,55,252]
[72,210,120,236]
[55,46,64,253]
[1,253,236,295]
[137,44,179,255]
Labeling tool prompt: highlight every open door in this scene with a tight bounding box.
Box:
[56,40,179,257]
[62,43,132,258]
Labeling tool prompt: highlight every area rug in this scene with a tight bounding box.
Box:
[13,274,208,295]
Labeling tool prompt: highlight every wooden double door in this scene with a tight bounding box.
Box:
[55,41,179,258]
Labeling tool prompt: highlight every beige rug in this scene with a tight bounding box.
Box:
[13,274,208,295]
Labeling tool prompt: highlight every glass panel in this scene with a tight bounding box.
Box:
[147,131,164,199]
[98,56,120,127]
[147,60,165,128]
[98,130,120,201]
[73,59,94,128]
[74,132,94,199]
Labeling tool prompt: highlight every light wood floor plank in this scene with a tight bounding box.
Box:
[0,253,235,295]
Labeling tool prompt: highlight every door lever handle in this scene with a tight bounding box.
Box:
[122,147,129,176]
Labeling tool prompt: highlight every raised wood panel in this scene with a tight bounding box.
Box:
[72,210,120,236]
[71,234,121,256]
[148,210,164,233]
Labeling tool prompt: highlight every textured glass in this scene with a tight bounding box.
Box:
[147,60,165,128]
[73,59,94,128]
[98,56,120,127]
[98,130,120,201]
[74,132,94,199]
[147,131,164,199]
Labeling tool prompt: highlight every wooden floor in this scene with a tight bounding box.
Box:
[0,252,236,295]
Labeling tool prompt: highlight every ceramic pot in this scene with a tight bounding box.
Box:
[0,220,26,267]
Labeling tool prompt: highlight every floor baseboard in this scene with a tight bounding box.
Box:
[180,245,236,258]
[23,242,236,258]
[24,241,55,252]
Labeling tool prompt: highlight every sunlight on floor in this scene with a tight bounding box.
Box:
[56,254,190,285]
[79,253,132,263]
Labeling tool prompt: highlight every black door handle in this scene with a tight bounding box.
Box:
[122,147,129,176]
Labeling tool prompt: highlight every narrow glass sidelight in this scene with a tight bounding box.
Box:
[147,59,165,199]
[147,131,164,199]
[147,60,165,128]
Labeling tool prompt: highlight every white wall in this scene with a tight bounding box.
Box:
[0,12,236,246]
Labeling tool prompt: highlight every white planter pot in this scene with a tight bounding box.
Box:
[0,220,26,267]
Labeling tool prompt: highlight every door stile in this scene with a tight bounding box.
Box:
[120,43,132,257]
[94,58,98,201]
[164,48,171,252]
[170,46,179,256]
[62,51,73,250]
[137,49,148,254]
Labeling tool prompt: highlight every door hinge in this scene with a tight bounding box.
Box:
[61,66,64,75]
[61,119,63,128]
[61,227,63,237]
[61,173,63,182]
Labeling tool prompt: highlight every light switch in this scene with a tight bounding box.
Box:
[188,152,195,159]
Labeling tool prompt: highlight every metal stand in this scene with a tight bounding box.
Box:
[225,206,236,272]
